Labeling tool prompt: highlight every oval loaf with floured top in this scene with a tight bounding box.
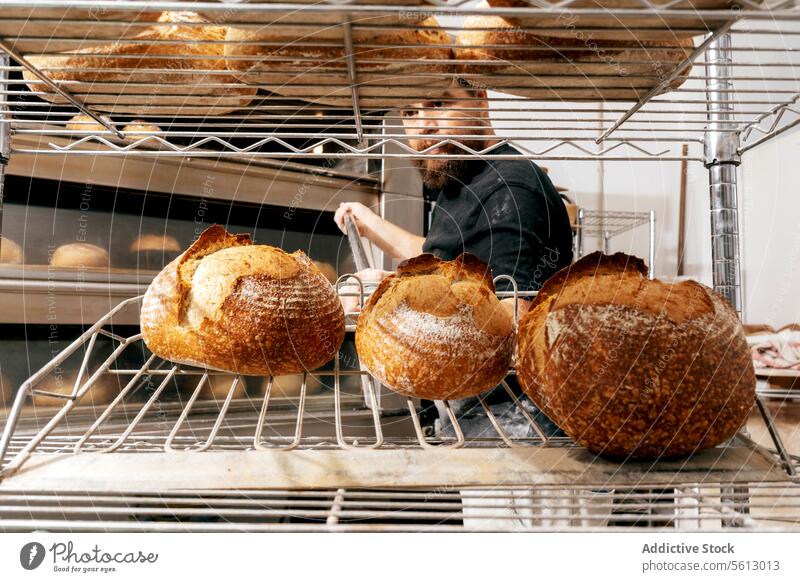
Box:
[356,253,515,400]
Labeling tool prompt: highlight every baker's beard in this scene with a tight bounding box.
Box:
[413,138,488,191]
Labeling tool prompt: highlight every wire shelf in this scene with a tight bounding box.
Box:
[0,1,797,161]
[2,482,800,532]
[0,278,795,498]
[578,210,652,237]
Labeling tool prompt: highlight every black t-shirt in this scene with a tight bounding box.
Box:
[422,144,573,294]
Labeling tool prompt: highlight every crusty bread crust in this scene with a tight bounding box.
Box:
[224,17,453,107]
[516,251,755,459]
[356,253,514,400]
[141,225,345,376]
[456,12,693,101]
[23,12,256,115]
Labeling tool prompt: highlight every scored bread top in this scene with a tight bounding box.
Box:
[173,225,318,328]
[363,253,512,338]
[528,251,714,325]
[141,224,344,375]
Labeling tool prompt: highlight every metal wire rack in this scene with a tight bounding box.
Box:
[1,1,800,532]
[574,209,656,268]
[0,1,797,162]
[2,482,800,532]
[0,278,796,535]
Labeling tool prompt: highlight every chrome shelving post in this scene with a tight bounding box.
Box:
[705,33,743,316]
[0,54,8,243]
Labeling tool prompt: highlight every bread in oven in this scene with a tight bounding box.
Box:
[515,251,755,459]
[130,233,181,270]
[141,224,345,376]
[22,11,257,115]
[51,243,111,269]
[456,8,693,101]
[0,236,23,265]
[356,253,515,400]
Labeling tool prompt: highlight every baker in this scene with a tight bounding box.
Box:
[334,80,574,436]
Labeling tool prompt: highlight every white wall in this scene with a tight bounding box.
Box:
[739,129,800,327]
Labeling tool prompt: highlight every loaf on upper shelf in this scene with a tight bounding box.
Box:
[515,252,755,459]
[22,11,257,115]
[485,0,756,41]
[0,4,162,52]
[141,224,345,376]
[224,15,454,108]
[456,6,693,101]
[356,253,515,400]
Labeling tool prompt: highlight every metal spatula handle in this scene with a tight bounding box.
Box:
[344,214,370,272]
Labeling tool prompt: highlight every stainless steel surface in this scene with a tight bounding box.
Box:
[705,34,743,314]
[708,163,743,309]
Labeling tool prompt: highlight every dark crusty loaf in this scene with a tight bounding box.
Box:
[516,252,755,459]
[456,9,693,101]
[141,225,345,375]
[22,11,256,115]
[356,253,514,400]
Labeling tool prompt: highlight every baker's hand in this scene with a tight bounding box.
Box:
[339,268,392,314]
[334,202,378,239]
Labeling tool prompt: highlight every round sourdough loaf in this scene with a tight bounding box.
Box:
[356,253,514,400]
[515,252,755,459]
[141,225,345,376]
[456,10,693,101]
[22,11,256,115]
